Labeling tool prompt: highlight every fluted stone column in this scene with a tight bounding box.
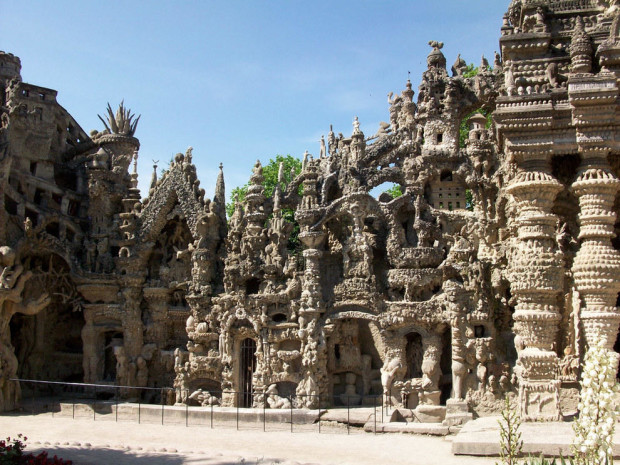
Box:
[506,150,563,421]
[569,74,620,353]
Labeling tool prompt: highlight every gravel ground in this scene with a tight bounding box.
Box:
[1,412,498,465]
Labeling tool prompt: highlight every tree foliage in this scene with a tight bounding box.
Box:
[226,154,302,218]
[383,184,403,199]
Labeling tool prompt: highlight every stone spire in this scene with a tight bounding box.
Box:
[273,162,284,213]
[570,16,592,74]
[213,162,226,223]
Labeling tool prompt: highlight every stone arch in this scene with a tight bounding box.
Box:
[139,163,204,242]
[8,251,83,386]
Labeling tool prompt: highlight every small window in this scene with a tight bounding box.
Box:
[448,202,453,211]
[29,162,37,175]
[33,189,44,206]
[21,89,29,97]
[439,193,443,198]
[456,202,460,208]
[38,93,45,100]
[474,325,486,338]
[439,202,443,209]
[272,313,287,323]
[456,192,460,197]
[437,132,443,143]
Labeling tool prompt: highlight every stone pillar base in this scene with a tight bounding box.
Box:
[519,381,561,421]
[443,399,473,426]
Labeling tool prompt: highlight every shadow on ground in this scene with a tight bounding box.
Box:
[29,446,279,465]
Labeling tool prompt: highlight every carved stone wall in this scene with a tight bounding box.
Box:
[0,0,619,421]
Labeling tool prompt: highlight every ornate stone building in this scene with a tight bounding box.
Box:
[0,0,618,422]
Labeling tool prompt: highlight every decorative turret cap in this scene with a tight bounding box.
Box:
[402,80,414,102]
[427,41,446,70]
[570,16,593,74]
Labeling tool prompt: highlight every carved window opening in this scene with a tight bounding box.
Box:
[405,332,423,379]
[45,222,59,238]
[272,313,287,323]
[240,338,257,408]
[474,325,487,338]
[29,162,37,175]
[334,344,341,360]
[436,132,443,143]
[245,278,260,295]
[440,170,453,182]
[33,189,44,206]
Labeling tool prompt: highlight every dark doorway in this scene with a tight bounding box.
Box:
[405,332,423,379]
[240,338,257,407]
[103,332,123,381]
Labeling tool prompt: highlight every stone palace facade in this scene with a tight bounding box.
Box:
[1,0,619,423]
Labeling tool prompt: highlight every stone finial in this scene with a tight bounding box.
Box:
[570,16,593,74]
[427,41,446,70]
[150,160,159,190]
[97,100,140,137]
[277,161,284,184]
[402,80,414,102]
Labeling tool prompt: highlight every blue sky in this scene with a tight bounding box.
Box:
[2,1,509,201]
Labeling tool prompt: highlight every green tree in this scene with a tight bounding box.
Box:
[227,154,303,252]
[383,184,403,199]
[226,154,302,218]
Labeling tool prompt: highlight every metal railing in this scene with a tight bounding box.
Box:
[9,379,387,435]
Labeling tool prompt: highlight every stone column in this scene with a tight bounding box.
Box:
[569,75,620,353]
[296,230,327,408]
[143,287,169,347]
[506,149,563,421]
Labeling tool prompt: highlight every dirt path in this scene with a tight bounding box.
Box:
[1,413,498,465]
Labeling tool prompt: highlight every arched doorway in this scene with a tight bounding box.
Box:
[405,332,423,379]
[240,338,256,408]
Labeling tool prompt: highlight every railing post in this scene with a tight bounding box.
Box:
[138,391,141,424]
[210,396,213,429]
[347,395,350,435]
[236,391,239,431]
[318,393,321,434]
[186,389,189,427]
[374,395,377,434]
[161,388,164,425]
[32,382,36,415]
[115,386,119,422]
[263,392,266,432]
[290,395,293,433]
[381,393,384,424]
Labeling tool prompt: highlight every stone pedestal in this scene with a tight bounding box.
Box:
[443,399,473,427]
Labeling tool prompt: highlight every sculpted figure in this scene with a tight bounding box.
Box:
[380,356,404,397]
